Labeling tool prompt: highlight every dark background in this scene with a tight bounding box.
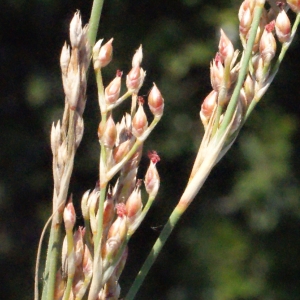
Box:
[1,0,300,299]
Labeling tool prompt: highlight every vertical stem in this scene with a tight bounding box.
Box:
[88,0,105,47]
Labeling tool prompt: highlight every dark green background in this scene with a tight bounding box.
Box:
[1,0,300,299]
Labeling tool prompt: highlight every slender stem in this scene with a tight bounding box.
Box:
[125,206,183,300]
[88,0,105,48]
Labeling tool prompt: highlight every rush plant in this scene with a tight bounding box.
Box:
[35,0,300,299]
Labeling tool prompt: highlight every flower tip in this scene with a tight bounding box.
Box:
[148,150,160,164]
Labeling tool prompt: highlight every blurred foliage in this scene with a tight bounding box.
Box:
[1,0,300,299]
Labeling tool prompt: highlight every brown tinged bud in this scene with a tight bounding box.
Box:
[105,71,122,104]
[70,11,83,48]
[132,103,148,137]
[64,198,76,231]
[93,38,113,70]
[287,0,300,13]
[126,66,146,93]
[98,115,117,148]
[238,0,253,37]
[275,9,291,43]
[113,139,132,163]
[200,90,217,120]
[148,83,164,117]
[73,227,85,267]
[103,193,115,230]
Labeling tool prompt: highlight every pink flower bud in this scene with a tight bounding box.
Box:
[145,159,160,198]
[238,1,253,36]
[287,0,300,13]
[73,227,85,266]
[275,9,291,43]
[148,83,164,117]
[200,90,217,120]
[132,45,143,68]
[64,200,76,231]
[126,187,142,218]
[210,53,224,92]
[93,38,113,69]
[105,71,122,104]
[126,66,146,93]
[103,194,115,230]
[259,26,276,64]
[98,115,117,148]
[69,11,83,48]
[132,103,148,137]
[218,29,234,64]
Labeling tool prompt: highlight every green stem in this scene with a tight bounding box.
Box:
[88,0,105,47]
[125,206,183,300]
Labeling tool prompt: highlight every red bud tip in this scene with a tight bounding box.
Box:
[148,150,160,164]
[116,69,123,77]
[265,20,275,33]
[148,84,164,117]
[138,96,145,105]
[116,203,127,217]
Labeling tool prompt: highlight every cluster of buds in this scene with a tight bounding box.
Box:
[51,11,163,300]
[200,0,293,135]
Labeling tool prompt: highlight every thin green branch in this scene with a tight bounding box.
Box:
[88,0,105,47]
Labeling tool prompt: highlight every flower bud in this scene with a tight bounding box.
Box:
[145,160,160,198]
[238,1,253,37]
[218,29,234,65]
[93,38,113,69]
[243,74,255,106]
[148,83,164,117]
[200,90,217,121]
[60,42,70,76]
[64,199,76,231]
[210,53,224,92]
[70,11,83,48]
[103,193,115,231]
[259,26,276,64]
[132,45,143,68]
[98,115,117,148]
[132,103,148,137]
[275,9,291,43]
[73,227,85,267]
[126,66,146,93]
[113,139,131,163]
[81,190,90,220]
[126,187,142,219]
[105,71,122,104]
[287,0,300,13]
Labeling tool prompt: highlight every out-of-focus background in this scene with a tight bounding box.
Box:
[1,0,300,299]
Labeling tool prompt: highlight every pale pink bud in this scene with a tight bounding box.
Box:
[200,90,217,120]
[259,26,276,64]
[105,71,122,104]
[132,103,148,137]
[275,9,291,43]
[64,199,76,231]
[69,11,83,48]
[103,194,115,230]
[98,115,117,148]
[132,45,143,68]
[81,190,90,220]
[210,53,224,92]
[93,38,113,69]
[239,2,253,36]
[60,42,70,76]
[126,187,142,218]
[126,66,146,93]
[145,155,160,198]
[218,29,234,64]
[148,83,164,117]
[287,0,300,13]
[50,121,61,156]
[243,74,255,105]
[82,245,93,277]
